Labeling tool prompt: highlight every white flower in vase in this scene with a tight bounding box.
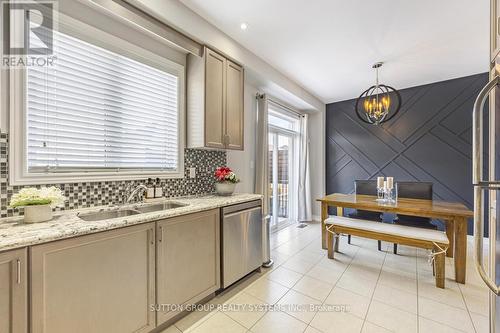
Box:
[10,187,66,223]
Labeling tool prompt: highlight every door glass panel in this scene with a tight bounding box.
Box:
[267,102,300,232]
[268,132,292,230]
[277,135,290,220]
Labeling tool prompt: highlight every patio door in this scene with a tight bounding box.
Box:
[268,103,299,231]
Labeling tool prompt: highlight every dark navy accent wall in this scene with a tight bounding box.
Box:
[325,73,488,235]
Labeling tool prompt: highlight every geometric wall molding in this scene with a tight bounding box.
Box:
[326,73,488,235]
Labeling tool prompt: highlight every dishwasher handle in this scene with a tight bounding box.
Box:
[223,206,261,219]
[222,200,262,215]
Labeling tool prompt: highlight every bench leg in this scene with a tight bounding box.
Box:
[434,247,445,289]
[327,231,339,259]
[377,240,381,251]
[347,234,351,244]
[321,202,328,249]
[327,228,334,259]
[393,243,398,254]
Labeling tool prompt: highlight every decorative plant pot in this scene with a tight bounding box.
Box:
[23,205,53,223]
[215,182,236,196]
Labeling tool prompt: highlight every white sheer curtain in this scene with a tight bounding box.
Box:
[297,114,312,222]
[255,93,273,266]
[254,93,269,216]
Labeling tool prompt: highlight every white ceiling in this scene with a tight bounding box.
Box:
[179,0,489,103]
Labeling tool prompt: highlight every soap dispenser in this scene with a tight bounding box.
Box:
[146,178,155,199]
[154,178,163,198]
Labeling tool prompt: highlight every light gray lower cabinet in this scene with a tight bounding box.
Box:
[156,209,220,325]
[0,248,27,333]
[30,223,156,333]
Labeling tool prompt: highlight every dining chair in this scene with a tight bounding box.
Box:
[348,180,382,246]
[392,181,436,254]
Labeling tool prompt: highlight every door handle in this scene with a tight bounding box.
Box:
[473,76,499,186]
[472,76,500,294]
[474,187,500,294]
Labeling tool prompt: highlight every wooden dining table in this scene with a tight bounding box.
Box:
[317,193,474,284]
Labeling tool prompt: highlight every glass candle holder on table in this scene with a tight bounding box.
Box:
[383,187,396,204]
[376,176,386,202]
[376,186,385,202]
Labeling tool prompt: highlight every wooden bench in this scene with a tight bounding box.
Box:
[325,216,449,288]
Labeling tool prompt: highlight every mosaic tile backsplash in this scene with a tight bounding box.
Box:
[0,132,227,217]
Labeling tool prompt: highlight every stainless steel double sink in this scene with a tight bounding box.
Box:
[77,202,187,222]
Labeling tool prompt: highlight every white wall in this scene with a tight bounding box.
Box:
[309,110,325,220]
[129,0,327,204]
[226,82,258,193]
[129,0,324,112]
[58,0,187,66]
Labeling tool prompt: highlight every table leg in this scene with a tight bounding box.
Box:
[445,220,454,258]
[454,217,467,284]
[321,202,328,249]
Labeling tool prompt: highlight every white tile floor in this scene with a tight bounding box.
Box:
[161,221,490,333]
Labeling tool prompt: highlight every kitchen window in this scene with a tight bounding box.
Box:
[9,16,185,185]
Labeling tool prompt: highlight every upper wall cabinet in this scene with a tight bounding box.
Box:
[492,0,500,62]
[187,47,244,150]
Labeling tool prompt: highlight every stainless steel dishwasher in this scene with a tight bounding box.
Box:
[221,200,263,288]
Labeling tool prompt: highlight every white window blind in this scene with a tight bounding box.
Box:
[26,30,180,173]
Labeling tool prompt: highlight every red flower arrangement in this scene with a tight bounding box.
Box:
[214,166,239,183]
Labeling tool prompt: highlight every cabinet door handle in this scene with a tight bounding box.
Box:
[16,259,21,284]
[158,226,163,242]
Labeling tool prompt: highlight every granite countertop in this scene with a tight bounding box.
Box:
[0,193,262,252]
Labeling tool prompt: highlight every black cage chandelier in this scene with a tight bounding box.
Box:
[355,62,401,125]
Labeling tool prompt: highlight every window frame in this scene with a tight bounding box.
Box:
[9,12,186,185]
[268,100,301,135]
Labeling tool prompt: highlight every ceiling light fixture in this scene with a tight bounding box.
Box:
[355,62,401,125]
[240,22,248,30]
